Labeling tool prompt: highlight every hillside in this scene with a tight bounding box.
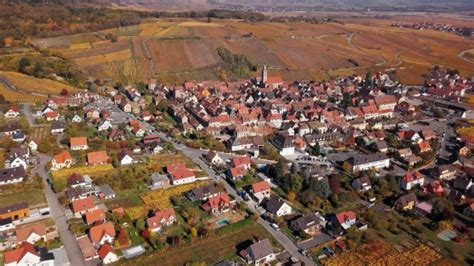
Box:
[32,17,474,85]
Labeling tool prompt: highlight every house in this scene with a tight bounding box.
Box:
[395,193,418,211]
[273,133,295,156]
[0,167,26,185]
[352,176,372,191]
[99,185,116,200]
[4,106,20,118]
[67,185,99,202]
[343,153,390,173]
[71,114,83,123]
[250,181,271,203]
[51,151,73,170]
[28,140,38,153]
[67,173,92,188]
[87,151,109,166]
[417,140,432,153]
[149,173,170,190]
[434,165,457,180]
[1,124,20,136]
[167,163,195,185]
[71,197,97,217]
[231,156,252,170]
[262,197,292,217]
[85,209,106,225]
[98,244,118,265]
[188,183,221,201]
[201,193,232,215]
[229,167,247,180]
[98,120,112,132]
[0,218,14,232]
[290,212,327,236]
[3,242,54,266]
[0,203,29,220]
[146,208,176,233]
[420,129,436,141]
[424,181,444,196]
[89,222,116,246]
[143,135,161,146]
[374,95,397,111]
[415,201,433,216]
[403,155,423,167]
[400,172,424,190]
[118,150,134,166]
[334,211,357,230]
[205,151,224,165]
[5,152,28,170]
[15,224,47,244]
[50,121,65,134]
[45,111,59,121]
[398,147,414,159]
[240,239,275,265]
[11,131,26,143]
[70,137,88,151]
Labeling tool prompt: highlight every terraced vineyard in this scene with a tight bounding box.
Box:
[32,17,473,84]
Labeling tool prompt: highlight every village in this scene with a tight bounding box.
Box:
[0,65,473,266]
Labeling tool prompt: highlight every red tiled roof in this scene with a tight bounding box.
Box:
[15,224,46,242]
[85,209,105,225]
[71,197,95,214]
[70,137,88,147]
[403,171,424,182]
[252,181,271,193]
[147,208,176,230]
[418,140,431,152]
[232,156,251,168]
[4,242,38,264]
[54,151,72,164]
[90,222,115,244]
[98,244,116,260]
[230,167,247,178]
[167,163,195,180]
[202,193,231,211]
[336,211,356,225]
[87,151,109,165]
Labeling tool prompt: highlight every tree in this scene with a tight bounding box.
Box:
[342,92,352,108]
[33,62,44,78]
[157,99,169,112]
[61,88,68,95]
[136,219,146,231]
[18,57,31,73]
[310,143,320,156]
[310,179,332,198]
[190,227,198,237]
[287,191,296,202]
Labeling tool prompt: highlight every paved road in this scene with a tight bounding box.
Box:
[34,154,86,266]
[21,103,36,126]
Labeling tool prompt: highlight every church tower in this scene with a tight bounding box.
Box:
[261,65,268,84]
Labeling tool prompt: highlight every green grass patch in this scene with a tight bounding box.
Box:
[0,189,47,208]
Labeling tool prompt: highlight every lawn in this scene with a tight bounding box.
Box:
[122,219,275,265]
[0,189,47,208]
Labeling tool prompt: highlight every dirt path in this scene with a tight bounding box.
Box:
[457,49,474,64]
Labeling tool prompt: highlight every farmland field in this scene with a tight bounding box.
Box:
[29,125,51,143]
[0,189,47,208]
[32,17,473,84]
[121,219,275,265]
[0,71,79,95]
[0,82,46,102]
[326,240,442,266]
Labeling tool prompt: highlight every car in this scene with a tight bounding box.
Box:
[271,223,280,231]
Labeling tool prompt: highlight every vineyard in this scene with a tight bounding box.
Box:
[125,181,208,220]
[0,71,79,95]
[0,82,46,102]
[29,125,51,143]
[326,241,441,266]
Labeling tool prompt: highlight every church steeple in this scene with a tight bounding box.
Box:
[262,65,268,84]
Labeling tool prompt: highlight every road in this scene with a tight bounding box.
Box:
[34,154,86,266]
[21,103,36,126]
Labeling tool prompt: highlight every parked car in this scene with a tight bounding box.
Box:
[271,223,280,231]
